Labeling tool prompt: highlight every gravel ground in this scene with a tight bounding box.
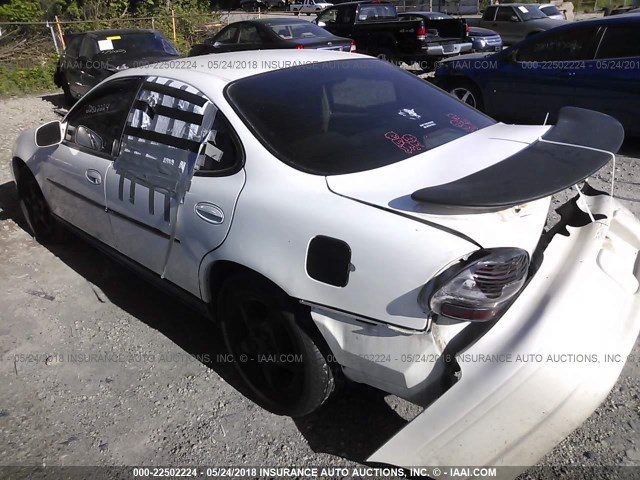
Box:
[0,93,639,478]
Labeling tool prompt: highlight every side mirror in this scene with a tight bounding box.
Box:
[317,20,326,27]
[35,121,63,147]
[75,125,103,151]
[510,15,519,22]
[213,41,222,48]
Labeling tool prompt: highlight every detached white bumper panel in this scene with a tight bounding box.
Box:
[368,196,640,473]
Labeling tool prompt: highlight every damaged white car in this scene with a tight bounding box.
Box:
[11,50,640,474]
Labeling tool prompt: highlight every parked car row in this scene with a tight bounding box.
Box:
[433,15,640,137]
[466,3,566,45]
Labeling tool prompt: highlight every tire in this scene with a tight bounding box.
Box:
[16,168,64,243]
[449,80,484,111]
[217,272,335,417]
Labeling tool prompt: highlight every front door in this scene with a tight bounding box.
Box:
[42,77,142,246]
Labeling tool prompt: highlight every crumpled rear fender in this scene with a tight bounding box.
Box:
[367,193,640,477]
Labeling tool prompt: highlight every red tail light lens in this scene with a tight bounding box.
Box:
[466,23,470,34]
[295,45,304,50]
[417,24,426,41]
[349,40,356,53]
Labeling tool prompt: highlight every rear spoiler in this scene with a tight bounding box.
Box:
[411,107,624,208]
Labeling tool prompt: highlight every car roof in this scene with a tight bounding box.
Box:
[243,18,323,25]
[539,13,640,27]
[83,28,158,37]
[326,1,393,6]
[120,49,370,83]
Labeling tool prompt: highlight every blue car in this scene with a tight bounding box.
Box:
[434,16,640,136]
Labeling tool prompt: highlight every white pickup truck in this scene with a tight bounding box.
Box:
[289,0,333,16]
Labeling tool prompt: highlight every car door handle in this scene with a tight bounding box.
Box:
[195,202,224,224]
[85,169,102,185]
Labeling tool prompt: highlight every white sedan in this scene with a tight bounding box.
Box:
[11,50,640,474]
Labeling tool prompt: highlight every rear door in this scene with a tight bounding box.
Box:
[42,77,142,246]
[104,77,245,296]
[575,24,640,135]
[486,25,598,124]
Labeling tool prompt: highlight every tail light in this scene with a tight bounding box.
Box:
[349,40,356,53]
[419,248,530,322]
[295,44,304,50]
[417,23,426,41]
[465,23,470,34]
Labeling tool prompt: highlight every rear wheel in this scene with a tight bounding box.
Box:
[218,272,335,417]
[16,169,63,243]
[449,81,484,111]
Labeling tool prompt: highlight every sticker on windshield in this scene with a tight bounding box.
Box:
[106,35,121,40]
[419,120,436,129]
[398,108,421,120]
[385,131,423,154]
[447,113,478,133]
[98,39,114,51]
[518,5,528,12]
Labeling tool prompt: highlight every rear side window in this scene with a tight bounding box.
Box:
[483,6,497,21]
[517,27,597,61]
[595,26,640,59]
[226,59,494,175]
[496,7,515,22]
[65,35,83,58]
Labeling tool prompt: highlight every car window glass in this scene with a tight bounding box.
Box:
[483,6,497,20]
[215,26,238,44]
[595,26,640,59]
[516,27,596,61]
[79,37,98,59]
[65,36,82,58]
[541,5,561,15]
[64,78,141,156]
[93,32,179,63]
[238,24,261,44]
[496,7,515,21]
[226,59,494,175]
[318,8,338,23]
[198,113,241,174]
[337,6,356,24]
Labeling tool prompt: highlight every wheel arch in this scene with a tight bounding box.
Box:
[11,156,29,182]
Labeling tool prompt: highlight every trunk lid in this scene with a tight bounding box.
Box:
[326,123,553,253]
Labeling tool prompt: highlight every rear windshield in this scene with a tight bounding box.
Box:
[94,32,179,61]
[357,4,397,20]
[226,59,494,175]
[267,22,331,40]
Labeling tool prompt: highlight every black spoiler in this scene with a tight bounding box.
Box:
[411,107,624,208]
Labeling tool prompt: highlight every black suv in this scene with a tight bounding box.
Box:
[53,29,180,104]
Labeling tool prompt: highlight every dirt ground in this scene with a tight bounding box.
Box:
[1,93,639,477]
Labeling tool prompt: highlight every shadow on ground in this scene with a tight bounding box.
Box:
[0,179,411,464]
[40,93,69,110]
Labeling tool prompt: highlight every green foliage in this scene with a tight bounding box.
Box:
[0,0,43,22]
[0,55,58,96]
